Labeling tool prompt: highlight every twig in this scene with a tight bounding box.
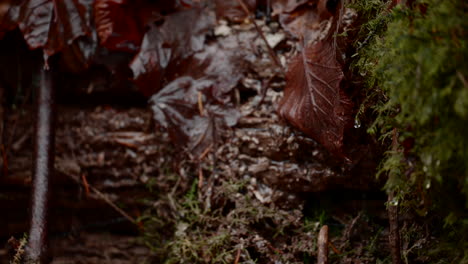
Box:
[198,144,213,161]
[255,74,275,109]
[12,128,32,151]
[234,248,241,264]
[25,67,55,264]
[66,172,137,225]
[198,91,205,116]
[328,241,341,255]
[88,181,137,225]
[198,166,204,189]
[317,225,329,264]
[388,128,402,264]
[235,0,285,75]
[266,242,284,254]
[81,174,90,195]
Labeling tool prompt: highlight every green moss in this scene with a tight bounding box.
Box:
[352,0,468,262]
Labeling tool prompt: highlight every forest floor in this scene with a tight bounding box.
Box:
[1,101,394,264]
[0,9,435,264]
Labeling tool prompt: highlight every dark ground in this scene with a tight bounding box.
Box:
[0,12,432,264]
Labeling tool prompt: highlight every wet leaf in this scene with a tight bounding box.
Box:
[94,0,146,53]
[145,38,245,154]
[130,7,215,96]
[133,7,247,154]
[278,32,353,158]
[150,76,240,156]
[93,0,202,53]
[17,0,94,57]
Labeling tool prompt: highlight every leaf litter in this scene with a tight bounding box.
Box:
[0,0,396,263]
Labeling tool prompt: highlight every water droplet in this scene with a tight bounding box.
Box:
[354,119,361,128]
[425,181,431,189]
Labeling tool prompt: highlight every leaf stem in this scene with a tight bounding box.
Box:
[25,66,55,263]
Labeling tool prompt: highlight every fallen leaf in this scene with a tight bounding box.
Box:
[278,30,353,158]
[273,0,335,42]
[130,7,215,96]
[150,76,240,156]
[94,0,146,53]
[17,0,94,57]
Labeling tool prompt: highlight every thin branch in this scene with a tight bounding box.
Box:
[25,67,55,264]
[65,172,138,225]
[235,0,285,75]
[388,128,402,264]
[317,225,329,264]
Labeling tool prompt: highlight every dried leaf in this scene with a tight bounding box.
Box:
[278,33,353,158]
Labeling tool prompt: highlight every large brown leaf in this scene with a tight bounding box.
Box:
[278,33,353,158]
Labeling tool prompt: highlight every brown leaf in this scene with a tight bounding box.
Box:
[278,33,353,158]
[17,0,93,57]
[273,0,335,41]
[94,0,146,53]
